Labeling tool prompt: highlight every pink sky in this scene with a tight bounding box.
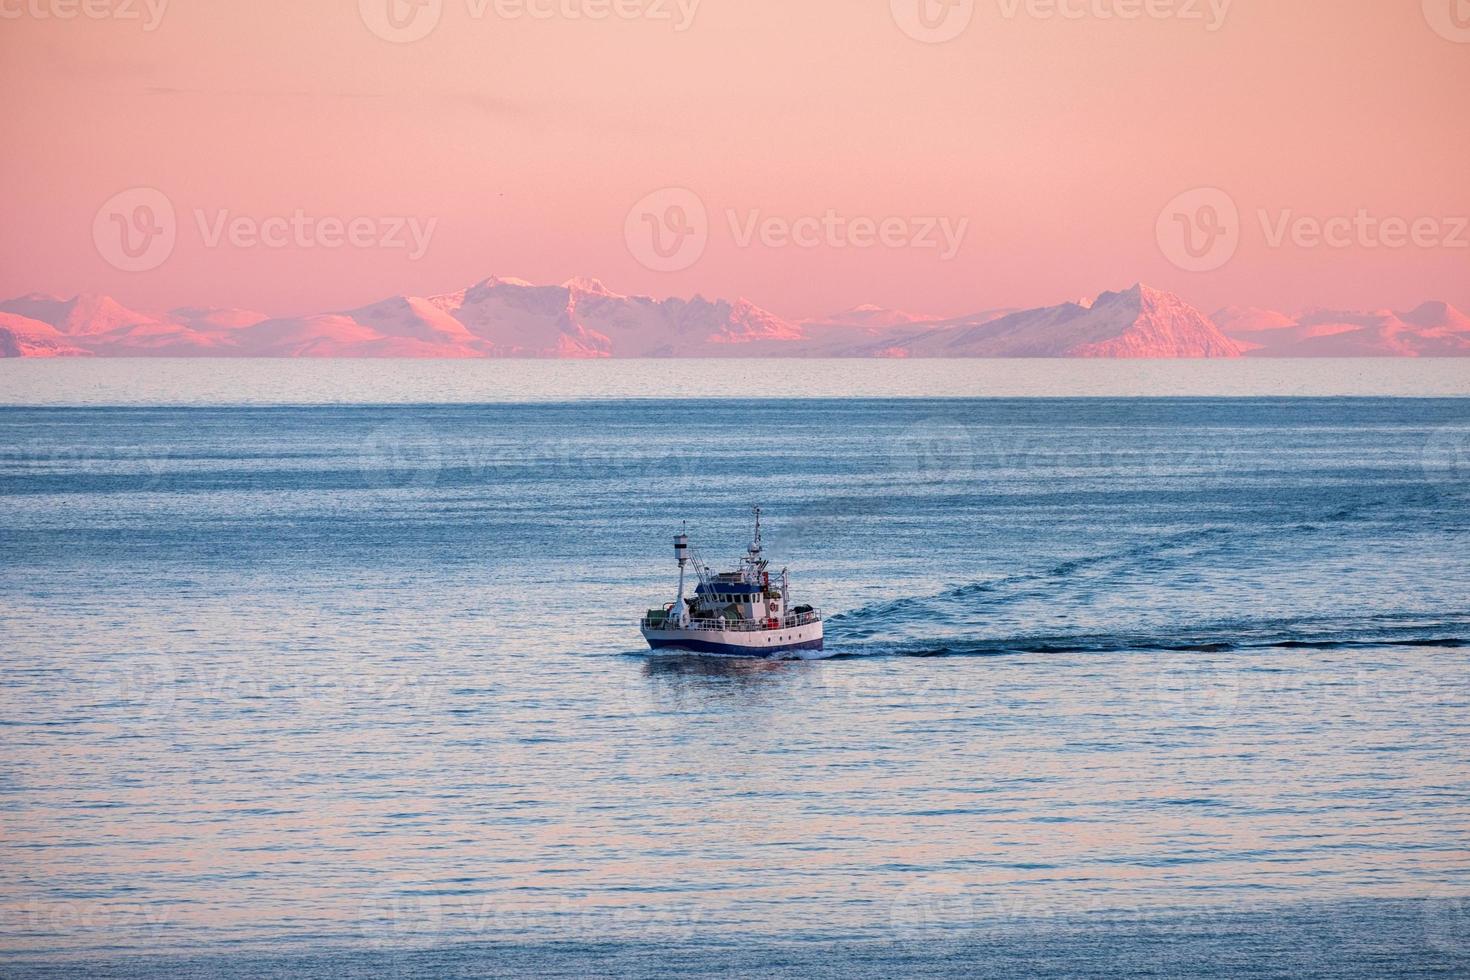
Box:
[1,0,1466,320]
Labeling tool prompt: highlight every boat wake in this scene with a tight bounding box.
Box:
[829,526,1260,641]
[824,511,1468,658]
[825,615,1470,660]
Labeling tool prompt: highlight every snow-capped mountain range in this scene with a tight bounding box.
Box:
[2,278,1467,358]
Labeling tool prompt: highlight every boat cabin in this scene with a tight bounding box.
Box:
[693,576,782,623]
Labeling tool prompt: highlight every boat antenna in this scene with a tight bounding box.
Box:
[750,505,763,556]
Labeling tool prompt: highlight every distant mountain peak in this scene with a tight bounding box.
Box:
[472,275,536,290]
[0,291,159,335]
[561,276,616,296]
[862,283,1240,359]
[0,311,91,357]
[1096,282,1167,306]
[1209,298,1470,356]
[1401,300,1469,331]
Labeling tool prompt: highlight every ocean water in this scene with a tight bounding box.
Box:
[1,364,1469,975]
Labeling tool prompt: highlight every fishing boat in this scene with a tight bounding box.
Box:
[640,508,826,659]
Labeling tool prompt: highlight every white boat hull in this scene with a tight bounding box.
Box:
[641,620,826,659]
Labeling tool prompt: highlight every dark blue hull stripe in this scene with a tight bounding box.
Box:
[646,637,825,658]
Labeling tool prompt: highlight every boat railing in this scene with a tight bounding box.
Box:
[641,610,823,632]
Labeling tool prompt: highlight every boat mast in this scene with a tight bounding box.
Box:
[743,506,768,586]
[673,525,689,612]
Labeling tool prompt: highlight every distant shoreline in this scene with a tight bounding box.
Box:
[3,358,1469,406]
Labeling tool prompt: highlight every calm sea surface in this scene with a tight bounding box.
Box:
[1,362,1468,976]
